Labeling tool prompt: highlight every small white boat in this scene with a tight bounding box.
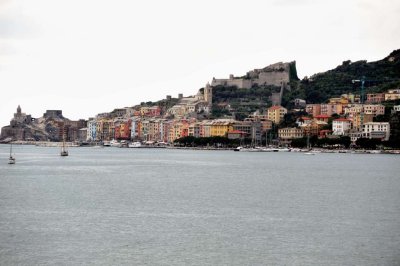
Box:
[110,139,121,147]
[234,146,243,151]
[128,141,142,148]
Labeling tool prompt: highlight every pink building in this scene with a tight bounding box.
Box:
[320,103,343,116]
[366,93,385,103]
[306,104,321,117]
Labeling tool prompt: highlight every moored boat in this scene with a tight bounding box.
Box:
[128,141,142,148]
[8,143,16,164]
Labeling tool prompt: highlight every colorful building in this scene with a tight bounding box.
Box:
[209,119,235,137]
[267,106,287,124]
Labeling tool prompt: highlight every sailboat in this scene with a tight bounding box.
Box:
[8,143,16,164]
[60,128,69,156]
[61,138,68,156]
[304,135,316,155]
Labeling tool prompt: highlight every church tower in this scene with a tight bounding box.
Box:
[204,82,213,106]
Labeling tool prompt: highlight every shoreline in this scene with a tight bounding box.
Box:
[1,141,400,154]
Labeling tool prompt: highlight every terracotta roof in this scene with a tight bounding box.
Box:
[314,115,330,118]
[334,118,351,122]
[269,105,283,110]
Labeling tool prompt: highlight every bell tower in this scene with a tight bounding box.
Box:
[204,82,213,106]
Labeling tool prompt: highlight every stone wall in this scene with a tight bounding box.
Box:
[211,61,293,89]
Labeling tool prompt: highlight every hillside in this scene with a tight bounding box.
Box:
[290,49,400,105]
[210,50,400,118]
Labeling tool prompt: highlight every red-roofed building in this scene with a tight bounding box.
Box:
[296,116,312,127]
[227,130,247,139]
[314,115,330,123]
[318,129,331,138]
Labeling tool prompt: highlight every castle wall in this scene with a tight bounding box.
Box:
[211,78,252,89]
[0,126,26,140]
[256,71,289,87]
[212,62,293,89]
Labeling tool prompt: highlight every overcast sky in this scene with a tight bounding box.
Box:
[1,0,399,127]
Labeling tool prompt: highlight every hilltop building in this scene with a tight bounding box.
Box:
[211,62,295,89]
[166,85,213,119]
[0,105,33,140]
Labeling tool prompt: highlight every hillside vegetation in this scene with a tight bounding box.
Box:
[297,49,400,104]
[211,49,400,119]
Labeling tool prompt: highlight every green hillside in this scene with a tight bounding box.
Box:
[211,49,400,119]
[295,49,400,104]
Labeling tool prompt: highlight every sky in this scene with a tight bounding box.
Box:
[1,0,399,127]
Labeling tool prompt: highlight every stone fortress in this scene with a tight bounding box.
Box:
[211,61,295,89]
[1,105,34,140]
[169,61,295,116]
[1,106,86,141]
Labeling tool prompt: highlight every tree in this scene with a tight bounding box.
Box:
[356,138,382,149]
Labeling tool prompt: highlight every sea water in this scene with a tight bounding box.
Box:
[0,145,399,265]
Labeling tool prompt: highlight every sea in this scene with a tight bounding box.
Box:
[0,145,399,266]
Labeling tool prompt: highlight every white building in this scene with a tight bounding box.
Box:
[362,122,390,141]
[87,119,97,141]
[130,119,140,139]
[332,118,352,136]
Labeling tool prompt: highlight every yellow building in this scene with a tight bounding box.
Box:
[209,119,235,137]
[329,96,349,105]
[267,106,287,124]
[385,91,400,101]
[351,113,374,129]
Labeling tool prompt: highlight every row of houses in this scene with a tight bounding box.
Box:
[366,89,400,103]
[81,104,290,143]
[277,104,400,144]
[306,103,384,118]
[279,120,390,143]
[319,89,400,105]
[85,116,274,144]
